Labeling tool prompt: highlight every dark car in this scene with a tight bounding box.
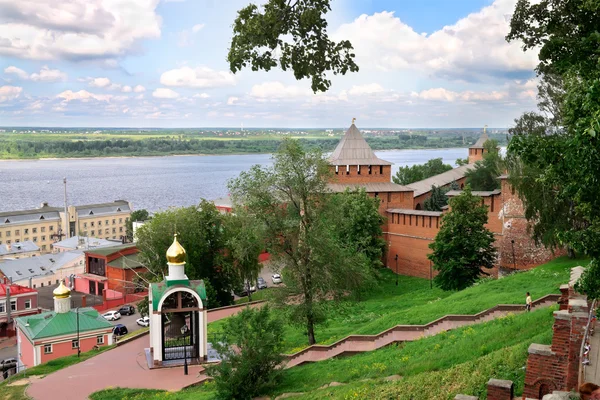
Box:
[113,324,128,336]
[118,305,135,316]
[0,358,17,371]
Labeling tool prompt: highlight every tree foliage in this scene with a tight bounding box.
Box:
[228,139,375,345]
[228,0,359,93]
[392,158,453,185]
[125,209,149,242]
[428,187,497,291]
[423,183,458,212]
[206,305,285,400]
[506,0,600,296]
[464,140,503,191]
[135,201,235,308]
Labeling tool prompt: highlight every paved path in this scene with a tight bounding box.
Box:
[584,322,600,384]
[26,337,209,400]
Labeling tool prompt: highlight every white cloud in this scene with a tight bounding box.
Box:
[89,77,112,88]
[250,81,311,99]
[0,85,23,102]
[347,83,385,96]
[333,0,537,80]
[152,88,179,99]
[160,66,236,89]
[4,66,28,80]
[121,85,132,93]
[133,85,146,93]
[193,93,210,99]
[56,89,111,102]
[0,0,162,61]
[192,24,205,33]
[227,96,239,105]
[135,94,144,100]
[29,66,68,82]
[411,88,507,102]
[4,66,67,82]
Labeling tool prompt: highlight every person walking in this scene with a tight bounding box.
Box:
[526,292,532,312]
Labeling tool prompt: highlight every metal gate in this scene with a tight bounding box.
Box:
[162,311,199,361]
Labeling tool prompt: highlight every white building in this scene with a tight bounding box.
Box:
[0,251,84,289]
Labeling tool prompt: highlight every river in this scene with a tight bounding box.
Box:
[0,148,469,213]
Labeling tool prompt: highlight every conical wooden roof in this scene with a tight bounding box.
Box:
[328,124,392,166]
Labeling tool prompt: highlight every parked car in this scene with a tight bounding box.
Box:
[234,281,257,297]
[113,324,128,336]
[0,358,17,371]
[103,311,121,321]
[118,305,135,316]
[271,274,282,284]
[136,316,150,327]
[257,277,268,290]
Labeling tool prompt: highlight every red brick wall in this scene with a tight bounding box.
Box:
[412,176,468,210]
[486,379,513,400]
[330,165,391,183]
[468,148,485,164]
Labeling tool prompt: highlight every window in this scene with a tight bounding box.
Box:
[112,236,116,239]
[25,299,31,309]
[380,166,383,174]
[91,230,95,235]
[357,165,361,175]
[374,192,379,198]
[49,226,54,231]
[335,165,339,175]
[83,222,87,228]
[112,228,116,233]
[105,220,109,225]
[41,236,46,241]
[10,300,16,311]
[6,240,10,244]
[24,229,28,234]
[48,281,51,286]
[98,221,102,226]
[24,238,29,242]
[40,282,43,287]
[32,228,37,233]
[97,336,104,345]
[346,165,350,175]
[119,227,123,233]
[44,344,52,354]
[15,239,20,243]
[56,279,59,284]
[119,218,122,223]
[0,302,5,313]
[33,237,37,242]
[112,219,116,225]
[387,192,391,202]
[15,229,20,235]
[6,231,10,237]
[91,222,95,227]
[72,340,79,349]
[368,165,372,175]
[41,227,46,232]
[105,228,109,234]
[33,284,36,288]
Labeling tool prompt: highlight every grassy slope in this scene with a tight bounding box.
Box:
[217,256,582,353]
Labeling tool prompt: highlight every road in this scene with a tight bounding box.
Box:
[105,306,145,336]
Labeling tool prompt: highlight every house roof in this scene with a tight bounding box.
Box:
[0,241,39,256]
[406,164,475,197]
[76,200,131,218]
[150,280,207,311]
[15,307,112,340]
[85,243,136,257]
[52,236,116,251]
[213,197,233,209]
[0,205,61,227]
[0,251,83,284]
[328,124,392,166]
[108,253,144,269]
[0,283,37,296]
[446,189,501,197]
[327,182,412,193]
[386,208,443,217]
[470,132,490,149]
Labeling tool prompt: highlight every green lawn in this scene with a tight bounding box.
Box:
[213,256,584,353]
[91,305,556,400]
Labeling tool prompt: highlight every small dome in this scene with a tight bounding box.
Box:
[166,234,186,264]
[53,280,71,299]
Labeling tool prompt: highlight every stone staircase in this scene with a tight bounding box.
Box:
[283,294,560,368]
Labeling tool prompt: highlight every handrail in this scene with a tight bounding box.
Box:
[579,299,597,387]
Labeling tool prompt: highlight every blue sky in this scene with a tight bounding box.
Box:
[0,0,539,128]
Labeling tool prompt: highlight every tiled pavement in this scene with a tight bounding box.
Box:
[584,325,600,384]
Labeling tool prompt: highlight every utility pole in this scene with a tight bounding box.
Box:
[394,254,398,286]
[63,178,69,239]
[76,307,80,357]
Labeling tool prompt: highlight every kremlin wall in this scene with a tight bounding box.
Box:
[327,123,560,278]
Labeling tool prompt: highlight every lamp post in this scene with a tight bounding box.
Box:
[76,307,80,358]
[511,239,517,270]
[430,261,433,289]
[181,324,189,375]
[394,254,398,286]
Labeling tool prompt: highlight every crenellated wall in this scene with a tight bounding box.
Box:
[329,165,392,183]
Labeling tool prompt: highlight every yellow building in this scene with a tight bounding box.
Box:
[0,200,132,254]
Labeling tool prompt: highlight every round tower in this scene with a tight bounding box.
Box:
[166,234,188,281]
[53,280,71,313]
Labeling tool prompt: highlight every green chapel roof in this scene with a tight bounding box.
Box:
[16,307,113,340]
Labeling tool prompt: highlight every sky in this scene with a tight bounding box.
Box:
[0,0,540,128]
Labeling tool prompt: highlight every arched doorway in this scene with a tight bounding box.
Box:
[160,290,201,362]
[415,203,422,210]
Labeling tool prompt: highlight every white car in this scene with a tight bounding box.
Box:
[271,274,282,284]
[136,316,150,327]
[103,311,121,321]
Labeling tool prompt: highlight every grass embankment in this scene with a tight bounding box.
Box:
[212,256,585,353]
[0,345,115,400]
[90,306,556,400]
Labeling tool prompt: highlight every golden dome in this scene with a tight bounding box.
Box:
[53,280,71,299]
[166,234,186,264]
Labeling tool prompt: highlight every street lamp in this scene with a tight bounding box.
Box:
[76,307,80,358]
[511,239,517,270]
[394,254,398,286]
[181,324,189,375]
[430,261,433,289]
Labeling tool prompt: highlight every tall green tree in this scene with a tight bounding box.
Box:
[506,0,600,295]
[206,305,285,400]
[428,187,497,291]
[229,139,374,345]
[464,140,503,191]
[423,185,449,211]
[228,0,358,93]
[135,200,236,307]
[125,209,149,242]
[392,158,453,185]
